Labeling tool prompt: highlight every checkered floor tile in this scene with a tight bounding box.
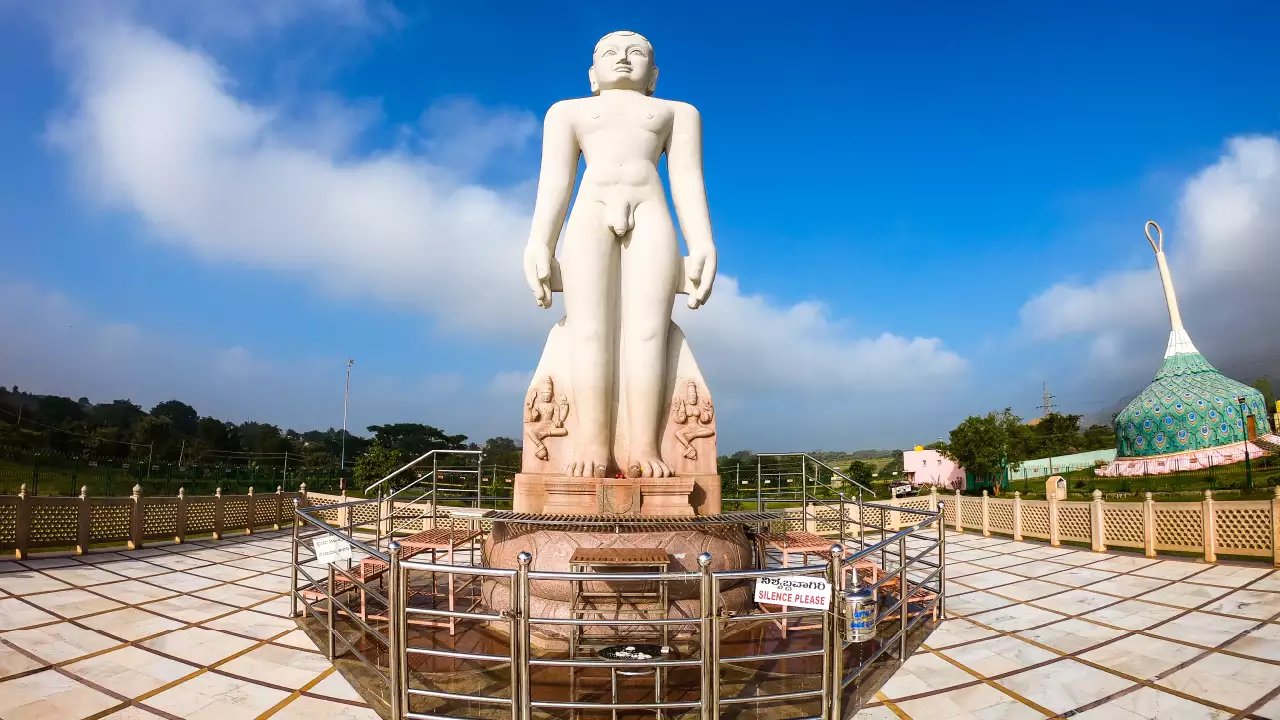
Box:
[0,529,377,720]
[861,531,1280,719]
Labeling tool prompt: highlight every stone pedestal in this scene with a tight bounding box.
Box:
[482,521,753,647]
[513,473,721,516]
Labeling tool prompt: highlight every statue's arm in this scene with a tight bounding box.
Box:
[667,102,717,309]
[528,102,580,252]
[523,102,580,308]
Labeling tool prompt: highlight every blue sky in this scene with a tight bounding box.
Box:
[1,1,1278,451]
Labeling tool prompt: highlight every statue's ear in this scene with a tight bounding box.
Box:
[647,66,659,95]
[588,67,600,96]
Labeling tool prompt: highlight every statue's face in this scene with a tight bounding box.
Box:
[540,389,552,402]
[685,383,698,404]
[591,33,656,95]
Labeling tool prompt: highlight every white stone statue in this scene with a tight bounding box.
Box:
[522,31,717,480]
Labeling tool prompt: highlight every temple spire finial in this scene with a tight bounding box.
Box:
[1146,220,1198,358]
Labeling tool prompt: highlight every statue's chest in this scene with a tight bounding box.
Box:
[581,105,670,138]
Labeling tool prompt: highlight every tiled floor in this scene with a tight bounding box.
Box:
[861,532,1280,720]
[5,527,1280,719]
[0,530,377,720]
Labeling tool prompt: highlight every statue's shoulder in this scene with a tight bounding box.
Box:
[659,98,700,117]
[546,97,593,119]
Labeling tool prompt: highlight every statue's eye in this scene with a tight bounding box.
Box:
[603,49,616,56]
[630,49,645,56]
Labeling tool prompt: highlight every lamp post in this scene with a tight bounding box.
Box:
[1237,396,1253,490]
[341,359,354,473]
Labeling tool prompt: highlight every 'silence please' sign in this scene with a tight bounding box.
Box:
[313,535,352,565]
[754,575,832,610]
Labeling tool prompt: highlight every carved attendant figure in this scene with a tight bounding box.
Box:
[524,377,569,461]
[522,31,717,479]
[671,380,715,460]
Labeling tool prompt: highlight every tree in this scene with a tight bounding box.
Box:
[846,460,875,486]
[1081,424,1115,452]
[942,408,1025,480]
[879,450,905,477]
[482,437,522,468]
[1029,413,1083,457]
[151,400,199,437]
[353,442,404,491]
[1254,377,1276,414]
[367,423,468,458]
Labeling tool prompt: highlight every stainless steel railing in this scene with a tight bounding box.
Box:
[289,493,946,720]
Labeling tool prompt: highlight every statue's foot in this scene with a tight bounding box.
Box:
[683,446,698,460]
[565,454,609,478]
[535,446,549,461]
[628,453,671,478]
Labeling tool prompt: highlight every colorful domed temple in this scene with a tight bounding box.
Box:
[1098,221,1277,477]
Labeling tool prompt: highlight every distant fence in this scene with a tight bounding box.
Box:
[0,483,308,558]
[0,448,349,496]
[948,487,1280,565]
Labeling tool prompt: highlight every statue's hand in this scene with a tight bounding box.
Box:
[686,246,717,310]
[523,244,553,309]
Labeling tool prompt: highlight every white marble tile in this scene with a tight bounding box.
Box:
[1185,565,1271,589]
[143,670,290,719]
[923,618,1002,650]
[270,696,381,720]
[1138,582,1231,609]
[1157,652,1280,711]
[1073,686,1230,720]
[1004,561,1074,579]
[0,668,119,720]
[1039,567,1118,587]
[306,671,365,702]
[956,570,1025,590]
[140,626,257,666]
[1086,575,1169,599]
[64,646,198,698]
[1088,556,1161,573]
[993,580,1063,602]
[1082,599,1183,630]
[940,635,1057,676]
[2,621,121,663]
[220,644,331,687]
[1014,618,1126,654]
[895,681,1044,719]
[968,604,1066,632]
[1198,589,1280,620]
[1146,612,1257,648]
[41,566,128,587]
[78,607,184,642]
[1079,634,1203,680]
[995,658,1133,714]
[0,571,74,595]
[879,652,976,698]
[0,597,58,631]
[1223,622,1280,661]
[22,588,122,618]
[1133,561,1211,581]
[92,580,179,605]
[1031,589,1121,616]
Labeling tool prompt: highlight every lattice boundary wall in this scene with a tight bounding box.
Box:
[935,488,1280,564]
[0,489,306,556]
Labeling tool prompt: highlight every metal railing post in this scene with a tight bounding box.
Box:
[898,533,909,660]
[698,552,715,720]
[801,455,808,528]
[516,552,532,720]
[858,490,865,552]
[290,498,300,618]
[756,456,763,512]
[327,563,337,660]
[826,543,844,720]
[388,542,403,719]
[937,503,947,618]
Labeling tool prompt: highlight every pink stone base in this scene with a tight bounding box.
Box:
[482,521,754,645]
[513,473,722,515]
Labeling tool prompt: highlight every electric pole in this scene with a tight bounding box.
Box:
[1041,382,1056,418]
[341,359,354,471]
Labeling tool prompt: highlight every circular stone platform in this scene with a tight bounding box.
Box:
[482,518,755,645]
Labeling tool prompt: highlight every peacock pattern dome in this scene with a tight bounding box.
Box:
[1114,352,1271,458]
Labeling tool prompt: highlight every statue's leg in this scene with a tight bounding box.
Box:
[621,201,678,478]
[561,202,620,478]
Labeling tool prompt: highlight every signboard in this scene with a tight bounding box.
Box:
[313,535,352,565]
[754,575,832,610]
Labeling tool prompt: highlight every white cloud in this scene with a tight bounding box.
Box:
[38,17,970,448]
[1020,135,1280,383]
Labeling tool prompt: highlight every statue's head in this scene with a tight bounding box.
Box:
[684,380,698,404]
[539,377,554,402]
[590,31,657,96]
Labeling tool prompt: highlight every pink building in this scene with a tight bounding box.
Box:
[902,449,966,490]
